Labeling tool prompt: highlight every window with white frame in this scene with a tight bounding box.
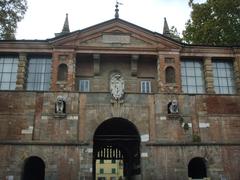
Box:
[212,60,235,94]
[26,56,52,91]
[181,60,205,94]
[141,80,151,93]
[79,80,90,92]
[0,55,19,90]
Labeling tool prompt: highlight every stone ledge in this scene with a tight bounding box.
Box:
[54,113,67,118]
[146,142,240,146]
[0,141,89,146]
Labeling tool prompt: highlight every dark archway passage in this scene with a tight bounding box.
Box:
[188,157,207,179]
[93,118,141,180]
[22,156,45,180]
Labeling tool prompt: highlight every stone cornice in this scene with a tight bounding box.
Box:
[146,142,240,146]
[0,141,89,146]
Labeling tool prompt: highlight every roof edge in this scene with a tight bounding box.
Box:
[0,18,240,48]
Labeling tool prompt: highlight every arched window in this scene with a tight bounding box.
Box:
[165,66,175,83]
[22,156,45,180]
[188,157,207,179]
[57,63,68,81]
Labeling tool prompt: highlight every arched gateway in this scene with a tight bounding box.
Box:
[93,118,141,180]
[188,157,207,179]
[21,156,45,180]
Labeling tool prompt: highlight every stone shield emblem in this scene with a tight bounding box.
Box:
[110,73,124,101]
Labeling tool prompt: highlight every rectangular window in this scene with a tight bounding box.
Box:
[100,159,104,164]
[213,60,235,94]
[26,56,52,91]
[112,159,116,164]
[141,80,151,93]
[79,80,90,92]
[112,168,116,174]
[0,55,19,90]
[100,168,104,174]
[181,60,205,93]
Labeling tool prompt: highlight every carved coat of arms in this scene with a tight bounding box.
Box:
[110,73,124,101]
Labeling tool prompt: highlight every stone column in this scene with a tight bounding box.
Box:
[16,52,27,90]
[93,54,100,75]
[190,96,200,141]
[79,94,87,141]
[234,56,240,94]
[33,93,44,140]
[148,95,156,142]
[173,55,181,93]
[50,52,58,91]
[203,57,215,93]
[131,55,139,76]
[157,54,165,93]
[69,52,76,91]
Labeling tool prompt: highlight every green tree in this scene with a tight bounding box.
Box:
[169,26,182,42]
[0,0,27,40]
[183,0,240,45]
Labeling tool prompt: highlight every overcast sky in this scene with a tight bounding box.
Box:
[16,0,206,40]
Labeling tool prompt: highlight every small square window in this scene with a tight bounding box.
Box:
[100,168,104,174]
[112,168,116,174]
[141,81,151,93]
[79,80,90,92]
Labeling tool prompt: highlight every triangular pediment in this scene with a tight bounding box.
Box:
[78,29,153,47]
[49,18,181,50]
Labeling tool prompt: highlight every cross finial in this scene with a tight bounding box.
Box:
[115,1,123,18]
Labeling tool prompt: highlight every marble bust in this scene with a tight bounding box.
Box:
[168,100,179,114]
[55,95,66,114]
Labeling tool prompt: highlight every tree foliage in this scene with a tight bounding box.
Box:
[183,0,240,46]
[169,26,182,42]
[0,0,27,40]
